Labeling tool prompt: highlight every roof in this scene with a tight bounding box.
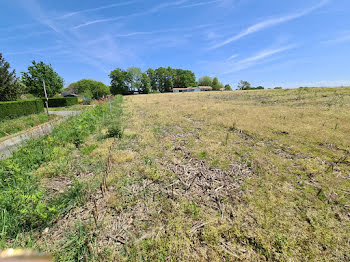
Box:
[173,88,188,91]
[197,86,213,90]
[62,90,78,97]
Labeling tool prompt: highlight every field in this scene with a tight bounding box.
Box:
[1,88,349,261]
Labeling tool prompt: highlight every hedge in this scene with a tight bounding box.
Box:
[43,97,79,107]
[0,99,44,120]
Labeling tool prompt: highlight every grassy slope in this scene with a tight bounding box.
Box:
[0,113,58,139]
[117,87,349,261]
[1,89,349,261]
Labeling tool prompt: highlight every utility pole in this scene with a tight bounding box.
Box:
[43,80,49,116]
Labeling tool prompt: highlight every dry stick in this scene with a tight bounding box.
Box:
[92,197,98,227]
[101,138,117,195]
[85,238,93,257]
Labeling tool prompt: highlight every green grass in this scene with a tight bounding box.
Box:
[1,88,349,261]
[0,113,57,139]
[47,104,91,111]
[0,96,123,249]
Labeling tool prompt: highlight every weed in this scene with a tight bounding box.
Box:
[106,122,123,138]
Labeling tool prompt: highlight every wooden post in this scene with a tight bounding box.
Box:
[43,80,49,116]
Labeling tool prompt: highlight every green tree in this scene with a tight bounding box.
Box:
[256,86,264,90]
[0,53,24,101]
[212,77,223,90]
[109,68,131,95]
[139,73,151,94]
[198,76,213,86]
[127,67,143,92]
[146,68,157,92]
[224,84,232,91]
[274,87,282,89]
[21,61,64,97]
[173,69,196,88]
[69,79,110,99]
[155,67,174,92]
[237,80,251,90]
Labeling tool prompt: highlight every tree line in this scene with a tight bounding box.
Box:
[1,52,235,102]
[109,66,231,95]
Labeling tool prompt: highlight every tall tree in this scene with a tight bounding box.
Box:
[139,73,151,94]
[224,84,232,91]
[21,61,64,97]
[212,77,220,90]
[237,80,251,90]
[173,69,196,88]
[155,67,174,92]
[0,53,24,101]
[127,67,142,91]
[109,68,131,95]
[198,76,213,86]
[68,79,110,99]
[146,68,157,92]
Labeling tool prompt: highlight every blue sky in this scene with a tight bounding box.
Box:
[1,0,350,89]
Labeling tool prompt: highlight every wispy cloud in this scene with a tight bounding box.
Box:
[210,0,330,49]
[223,44,296,73]
[6,46,63,56]
[72,17,125,29]
[226,54,239,61]
[322,31,350,44]
[180,0,222,8]
[57,1,138,19]
[72,0,189,29]
[0,31,51,42]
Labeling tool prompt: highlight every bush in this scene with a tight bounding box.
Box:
[0,99,44,120]
[43,97,78,107]
[107,122,123,138]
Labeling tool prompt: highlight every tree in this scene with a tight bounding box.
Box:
[139,73,151,94]
[224,84,232,91]
[109,68,131,95]
[127,67,142,91]
[212,77,224,90]
[173,69,196,88]
[198,76,213,86]
[146,68,157,92]
[68,79,110,99]
[256,86,264,90]
[155,67,174,92]
[237,80,251,90]
[0,53,24,101]
[21,61,64,97]
[274,87,282,89]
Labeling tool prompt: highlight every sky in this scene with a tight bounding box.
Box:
[1,0,350,89]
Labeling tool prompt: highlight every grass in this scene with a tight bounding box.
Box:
[0,113,57,139]
[1,88,349,261]
[47,104,92,111]
[0,96,123,248]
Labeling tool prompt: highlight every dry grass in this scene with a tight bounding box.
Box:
[114,87,349,261]
[14,88,349,261]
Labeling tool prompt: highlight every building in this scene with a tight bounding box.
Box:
[173,86,213,93]
[173,88,189,93]
[197,86,213,91]
[62,90,78,97]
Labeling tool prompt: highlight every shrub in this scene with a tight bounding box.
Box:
[0,99,44,120]
[43,97,78,107]
[107,122,123,138]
